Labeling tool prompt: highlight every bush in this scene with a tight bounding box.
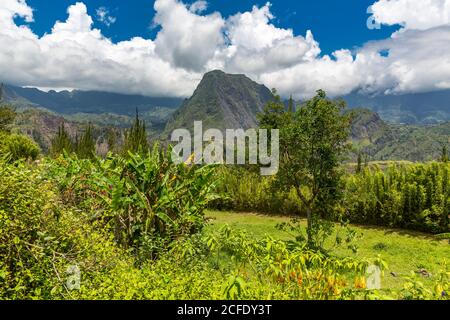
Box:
[0,133,40,162]
[0,105,16,132]
[212,163,450,234]
[44,145,220,261]
[0,159,448,300]
[0,160,146,299]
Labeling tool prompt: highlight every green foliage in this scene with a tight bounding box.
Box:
[0,157,448,300]
[213,162,450,234]
[46,145,219,261]
[122,111,148,155]
[441,145,449,163]
[75,124,95,159]
[257,89,291,130]
[50,122,73,157]
[0,105,16,132]
[342,162,450,233]
[0,133,40,162]
[258,89,351,248]
[106,127,120,153]
[356,152,363,174]
[212,166,304,215]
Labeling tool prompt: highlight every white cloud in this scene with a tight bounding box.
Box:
[0,0,450,99]
[96,6,116,27]
[0,1,198,97]
[370,0,450,30]
[189,1,207,13]
[153,0,224,72]
[220,3,320,75]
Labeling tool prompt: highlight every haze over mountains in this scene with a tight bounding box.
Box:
[0,70,449,162]
[2,70,450,126]
[1,83,182,116]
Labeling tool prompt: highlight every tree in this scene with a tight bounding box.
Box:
[441,145,449,163]
[76,124,96,159]
[50,122,73,157]
[259,90,351,248]
[257,89,291,130]
[0,105,16,132]
[356,152,363,174]
[106,127,119,154]
[287,95,294,113]
[122,110,149,155]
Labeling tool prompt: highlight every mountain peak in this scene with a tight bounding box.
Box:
[164,71,274,134]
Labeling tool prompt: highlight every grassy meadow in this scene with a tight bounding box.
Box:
[206,210,450,291]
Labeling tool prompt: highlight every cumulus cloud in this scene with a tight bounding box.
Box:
[96,6,117,27]
[189,0,208,13]
[0,0,450,99]
[370,0,450,30]
[0,1,198,97]
[153,0,224,72]
[221,3,320,75]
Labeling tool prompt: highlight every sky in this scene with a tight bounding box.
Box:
[1,0,450,99]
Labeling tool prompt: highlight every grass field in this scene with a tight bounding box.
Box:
[206,210,450,290]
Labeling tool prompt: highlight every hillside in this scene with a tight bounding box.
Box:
[163,70,274,136]
[1,84,182,116]
[350,108,450,161]
[343,90,450,124]
[11,108,115,155]
[2,73,449,162]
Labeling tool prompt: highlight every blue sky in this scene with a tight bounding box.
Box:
[3,0,450,98]
[22,0,398,55]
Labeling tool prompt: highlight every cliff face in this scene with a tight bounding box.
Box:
[164,70,274,134]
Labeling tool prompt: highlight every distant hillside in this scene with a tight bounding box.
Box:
[11,108,111,154]
[350,109,450,161]
[0,83,182,116]
[163,70,274,136]
[343,90,450,124]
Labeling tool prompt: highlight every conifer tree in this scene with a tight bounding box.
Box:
[356,152,363,174]
[441,145,449,163]
[287,95,294,113]
[50,122,73,157]
[122,110,149,155]
[76,124,96,159]
[106,127,119,154]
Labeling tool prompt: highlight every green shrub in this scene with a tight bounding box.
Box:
[212,163,450,234]
[0,105,16,132]
[0,133,40,162]
[44,145,219,261]
[0,159,448,300]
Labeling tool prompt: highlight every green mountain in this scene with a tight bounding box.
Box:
[343,90,450,124]
[0,83,178,134]
[350,109,450,162]
[1,84,182,116]
[2,73,449,162]
[163,70,274,136]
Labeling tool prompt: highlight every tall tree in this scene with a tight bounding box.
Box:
[122,110,149,155]
[441,145,449,163]
[50,122,73,157]
[356,152,363,174]
[106,127,119,154]
[76,124,96,159]
[287,95,294,113]
[259,90,351,248]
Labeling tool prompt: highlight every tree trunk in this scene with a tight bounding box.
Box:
[305,205,313,247]
[295,187,314,247]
